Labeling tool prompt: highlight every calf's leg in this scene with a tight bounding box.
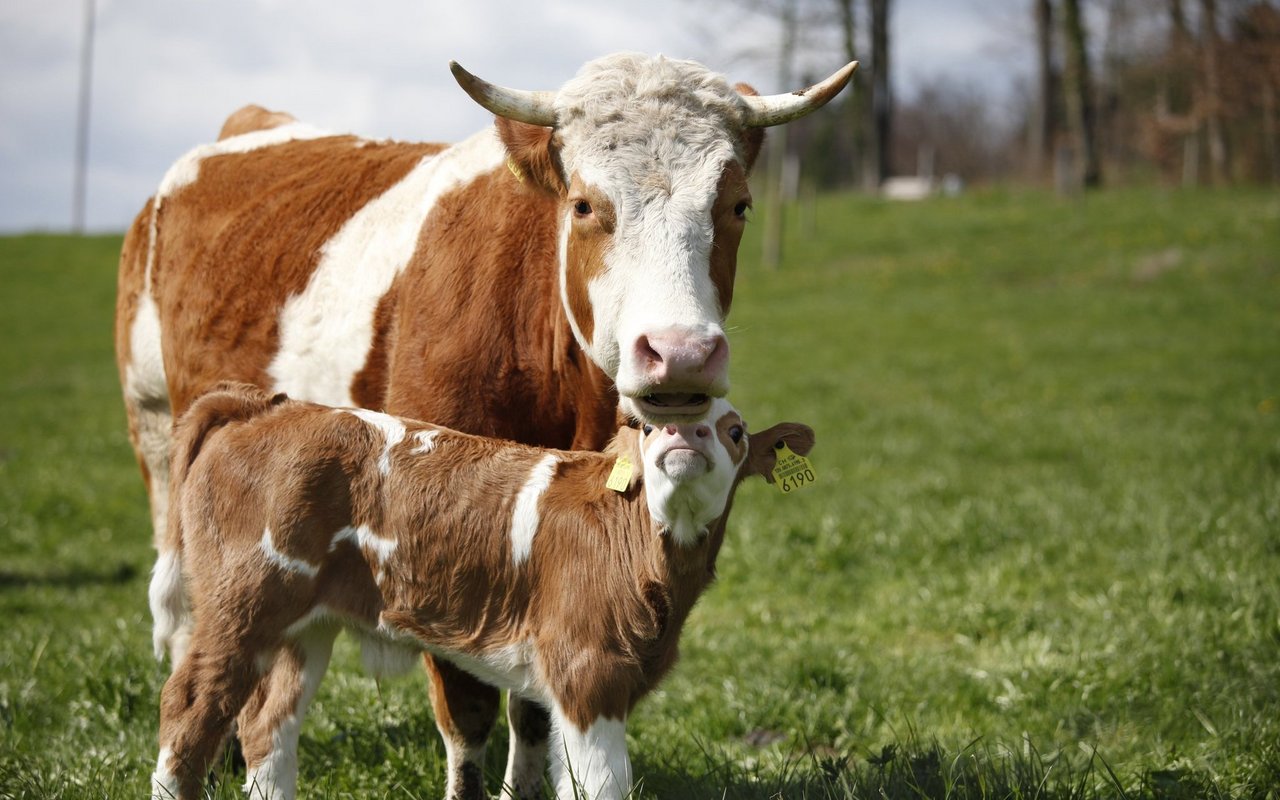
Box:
[549,708,631,800]
[237,625,337,800]
[152,635,261,800]
[425,655,500,800]
[501,696,551,799]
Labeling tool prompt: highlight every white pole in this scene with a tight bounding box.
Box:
[72,0,96,234]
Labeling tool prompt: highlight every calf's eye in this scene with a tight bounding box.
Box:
[574,199,593,217]
[642,424,654,436]
[729,425,743,443]
[733,201,751,219]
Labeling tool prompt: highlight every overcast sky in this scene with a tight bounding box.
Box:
[0,0,1032,233]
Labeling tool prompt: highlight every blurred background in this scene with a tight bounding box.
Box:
[5,0,1276,235]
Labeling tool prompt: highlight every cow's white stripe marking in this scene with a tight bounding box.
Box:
[329,524,397,565]
[345,409,406,475]
[260,527,319,579]
[267,129,506,407]
[510,455,559,566]
[411,429,440,454]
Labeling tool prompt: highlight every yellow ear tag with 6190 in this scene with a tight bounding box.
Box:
[606,455,634,492]
[771,443,816,494]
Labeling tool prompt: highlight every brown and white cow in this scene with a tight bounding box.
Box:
[149,383,815,800]
[118,53,853,798]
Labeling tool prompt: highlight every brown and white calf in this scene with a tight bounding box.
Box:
[119,53,852,798]
[149,383,814,800]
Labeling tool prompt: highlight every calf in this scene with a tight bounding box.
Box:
[149,383,814,800]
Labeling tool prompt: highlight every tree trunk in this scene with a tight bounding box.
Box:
[1030,0,1056,181]
[868,0,892,188]
[1198,0,1230,184]
[834,0,865,188]
[1061,0,1101,188]
[762,0,797,270]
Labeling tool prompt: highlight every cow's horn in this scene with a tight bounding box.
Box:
[449,61,558,127]
[740,61,858,128]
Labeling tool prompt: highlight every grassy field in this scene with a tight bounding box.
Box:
[1,187,1278,798]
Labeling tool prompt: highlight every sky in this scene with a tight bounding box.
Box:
[0,0,1032,233]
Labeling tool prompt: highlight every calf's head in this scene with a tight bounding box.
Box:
[451,53,855,423]
[624,397,815,545]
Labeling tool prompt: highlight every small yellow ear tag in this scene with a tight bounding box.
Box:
[506,157,525,184]
[771,443,816,494]
[605,455,634,492]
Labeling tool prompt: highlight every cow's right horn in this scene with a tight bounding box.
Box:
[449,61,558,127]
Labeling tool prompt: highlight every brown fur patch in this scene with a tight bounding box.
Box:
[733,84,767,171]
[709,162,752,315]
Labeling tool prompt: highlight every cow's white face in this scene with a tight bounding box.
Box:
[454,52,854,424]
[557,150,751,423]
[549,55,759,423]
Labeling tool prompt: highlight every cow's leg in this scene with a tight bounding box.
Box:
[548,706,631,800]
[237,625,337,800]
[153,633,261,800]
[501,696,551,799]
[424,655,500,800]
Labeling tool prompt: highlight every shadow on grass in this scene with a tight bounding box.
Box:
[629,735,1242,800]
[0,561,137,590]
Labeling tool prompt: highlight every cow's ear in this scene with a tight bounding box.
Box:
[744,422,815,483]
[495,117,567,195]
[733,83,766,174]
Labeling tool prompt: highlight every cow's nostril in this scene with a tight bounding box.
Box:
[695,425,710,438]
[635,335,663,366]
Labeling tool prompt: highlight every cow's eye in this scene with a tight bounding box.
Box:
[729,425,743,443]
[733,200,751,219]
[642,424,654,436]
[574,199,593,217]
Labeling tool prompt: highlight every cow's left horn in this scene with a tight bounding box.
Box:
[741,61,858,128]
[449,61,558,127]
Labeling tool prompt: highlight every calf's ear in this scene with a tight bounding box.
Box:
[744,423,815,483]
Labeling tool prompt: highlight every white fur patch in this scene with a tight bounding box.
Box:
[151,746,179,800]
[148,549,187,662]
[411,429,440,454]
[510,454,560,566]
[329,524,397,565]
[260,527,319,579]
[267,130,506,407]
[344,409,406,474]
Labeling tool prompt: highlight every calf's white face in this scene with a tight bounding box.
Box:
[638,397,748,545]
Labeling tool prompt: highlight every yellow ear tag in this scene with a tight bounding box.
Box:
[506,157,525,184]
[771,443,816,494]
[605,455,634,492]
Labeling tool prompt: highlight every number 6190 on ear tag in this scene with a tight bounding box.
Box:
[771,443,816,494]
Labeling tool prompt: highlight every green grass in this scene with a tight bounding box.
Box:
[2,187,1278,798]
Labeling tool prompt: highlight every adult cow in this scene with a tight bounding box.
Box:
[116,52,853,800]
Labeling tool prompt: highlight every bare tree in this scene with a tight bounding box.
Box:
[1061,0,1102,188]
[1030,0,1057,181]
[1198,0,1230,183]
[868,0,892,186]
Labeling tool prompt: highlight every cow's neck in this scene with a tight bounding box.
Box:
[385,152,616,451]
